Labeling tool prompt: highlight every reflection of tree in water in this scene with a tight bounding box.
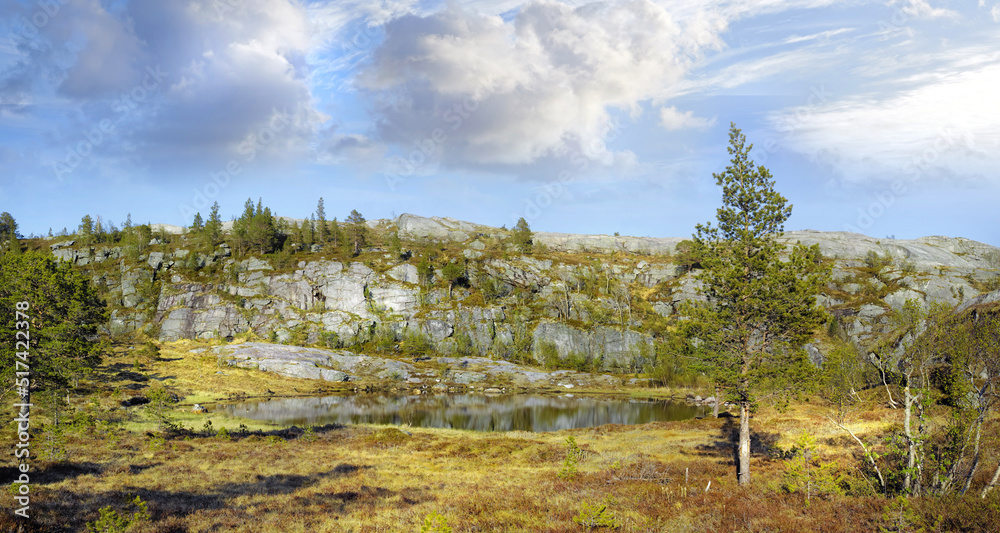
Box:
[220,394,707,432]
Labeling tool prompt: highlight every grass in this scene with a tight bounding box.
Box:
[9,398,999,532]
[6,339,1000,532]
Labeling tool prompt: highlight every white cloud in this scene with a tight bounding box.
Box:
[769,56,1000,183]
[659,106,715,130]
[992,4,1000,21]
[895,0,960,20]
[358,0,723,169]
[783,28,853,45]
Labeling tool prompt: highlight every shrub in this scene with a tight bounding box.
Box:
[540,341,561,369]
[573,498,619,530]
[454,331,475,357]
[781,432,845,502]
[320,331,342,349]
[400,329,434,356]
[87,496,149,533]
[420,511,453,533]
[136,341,160,363]
[558,436,583,480]
[864,250,893,271]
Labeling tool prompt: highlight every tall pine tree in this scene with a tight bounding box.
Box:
[0,251,108,418]
[345,210,367,256]
[683,123,830,486]
[316,197,328,243]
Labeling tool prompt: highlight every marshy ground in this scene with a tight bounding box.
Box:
[3,342,999,532]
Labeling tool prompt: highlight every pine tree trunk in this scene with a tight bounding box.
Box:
[738,400,750,486]
[713,385,720,418]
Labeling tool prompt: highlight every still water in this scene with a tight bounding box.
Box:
[219,393,707,432]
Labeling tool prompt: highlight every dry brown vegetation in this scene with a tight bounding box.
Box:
[4,392,1000,532]
[3,337,999,532]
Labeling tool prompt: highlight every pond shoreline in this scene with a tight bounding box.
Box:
[216,392,712,432]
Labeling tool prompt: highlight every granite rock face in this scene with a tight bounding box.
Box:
[532,322,654,370]
[48,214,1000,370]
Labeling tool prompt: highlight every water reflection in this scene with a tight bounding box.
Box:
[219,394,707,432]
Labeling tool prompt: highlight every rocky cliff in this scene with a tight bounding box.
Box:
[46,214,1000,371]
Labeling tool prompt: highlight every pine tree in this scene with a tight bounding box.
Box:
[190,212,204,232]
[305,214,315,246]
[78,215,94,244]
[683,123,830,486]
[232,198,278,255]
[330,217,341,249]
[0,212,18,254]
[512,217,533,253]
[316,198,328,243]
[0,251,108,418]
[1,212,19,240]
[205,202,223,247]
[345,210,367,256]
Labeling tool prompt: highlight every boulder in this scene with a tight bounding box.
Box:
[956,289,1000,313]
[369,285,420,318]
[243,258,273,271]
[386,263,420,284]
[396,213,473,241]
[147,252,164,270]
[532,322,653,370]
[420,319,454,343]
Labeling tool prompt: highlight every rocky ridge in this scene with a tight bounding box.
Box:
[48,214,1000,376]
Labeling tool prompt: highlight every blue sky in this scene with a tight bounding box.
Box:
[1,0,998,244]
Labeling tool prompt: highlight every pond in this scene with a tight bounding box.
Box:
[219,393,708,432]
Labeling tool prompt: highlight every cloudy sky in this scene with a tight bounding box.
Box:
[1,0,998,244]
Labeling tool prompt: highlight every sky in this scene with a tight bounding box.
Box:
[1,0,998,245]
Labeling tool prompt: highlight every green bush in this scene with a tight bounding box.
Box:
[454,331,475,357]
[539,341,561,369]
[558,436,583,480]
[420,511,453,533]
[864,250,893,271]
[780,432,844,502]
[399,329,433,356]
[87,496,149,533]
[320,331,343,349]
[477,273,506,303]
[572,498,619,530]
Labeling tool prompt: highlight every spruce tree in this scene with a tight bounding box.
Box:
[683,123,830,486]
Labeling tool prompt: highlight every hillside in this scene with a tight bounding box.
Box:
[37,213,1000,376]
